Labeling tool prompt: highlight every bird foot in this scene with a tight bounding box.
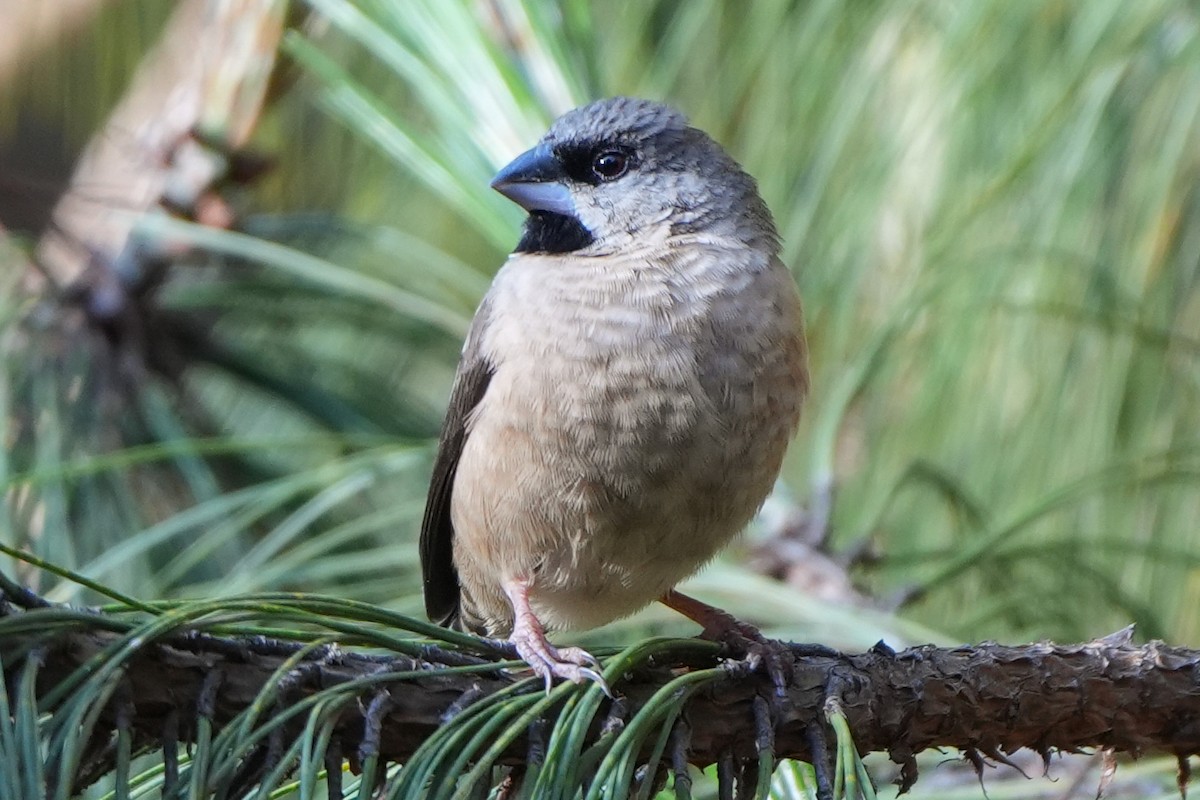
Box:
[503,577,610,695]
[661,589,796,696]
[509,627,609,694]
[712,623,797,697]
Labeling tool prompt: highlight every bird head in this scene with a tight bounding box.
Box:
[491,97,779,256]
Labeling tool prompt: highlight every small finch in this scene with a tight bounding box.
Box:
[420,97,807,688]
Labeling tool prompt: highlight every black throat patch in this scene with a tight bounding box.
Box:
[514,211,595,254]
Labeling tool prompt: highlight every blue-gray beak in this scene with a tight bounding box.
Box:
[491,142,576,217]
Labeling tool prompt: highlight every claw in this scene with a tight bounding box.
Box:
[576,668,613,697]
[555,645,601,669]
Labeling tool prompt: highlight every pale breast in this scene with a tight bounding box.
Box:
[451,242,806,634]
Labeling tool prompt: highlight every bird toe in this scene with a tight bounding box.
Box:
[509,630,609,694]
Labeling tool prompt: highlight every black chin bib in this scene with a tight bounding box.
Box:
[514,211,594,254]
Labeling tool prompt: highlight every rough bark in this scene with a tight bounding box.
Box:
[3,590,1198,795]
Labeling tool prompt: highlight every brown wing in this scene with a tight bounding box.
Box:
[420,299,495,627]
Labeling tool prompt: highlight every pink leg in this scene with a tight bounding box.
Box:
[502,578,609,694]
[661,589,794,696]
[660,589,765,642]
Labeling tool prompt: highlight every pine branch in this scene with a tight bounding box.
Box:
[2,586,1198,796]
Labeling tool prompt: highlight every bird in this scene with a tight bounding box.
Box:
[419,97,808,689]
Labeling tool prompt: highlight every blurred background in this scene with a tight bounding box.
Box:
[1,1,1199,793]
[5,0,1200,647]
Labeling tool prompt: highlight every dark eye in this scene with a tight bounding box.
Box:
[591,150,630,181]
